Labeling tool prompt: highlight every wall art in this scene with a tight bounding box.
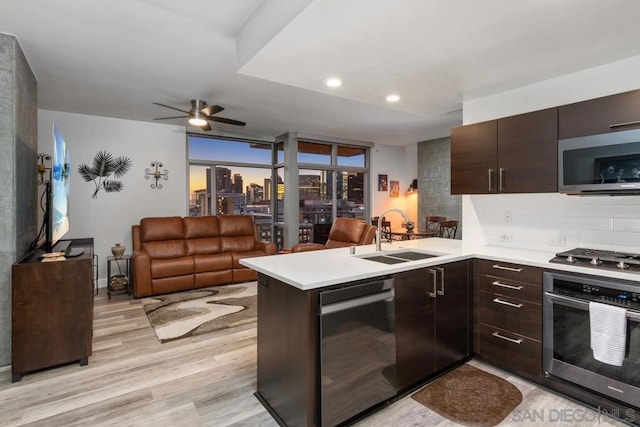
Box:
[389,180,400,198]
[378,174,388,191]
[145,161,169,189]
[77,150,132,198]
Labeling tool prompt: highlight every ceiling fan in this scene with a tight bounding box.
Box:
[153,99,246,131]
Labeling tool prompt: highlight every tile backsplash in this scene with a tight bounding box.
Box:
[463,193,640,253]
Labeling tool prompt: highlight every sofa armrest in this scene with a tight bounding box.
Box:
[132,249,152,298]
[254,240,277,255]
[291,243,326,253]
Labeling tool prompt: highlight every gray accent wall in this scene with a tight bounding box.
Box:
[0,34,38,366]
[417,136,462,238]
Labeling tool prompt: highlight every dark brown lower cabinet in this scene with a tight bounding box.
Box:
[395,260,470,390]
[256,263,471,426]
[475,259,542,380]
[256,274,319,426]
[11,240,94,382]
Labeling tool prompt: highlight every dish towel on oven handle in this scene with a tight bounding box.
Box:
[589,301,627,366]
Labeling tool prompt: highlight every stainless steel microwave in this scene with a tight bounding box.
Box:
[559,129,640,195]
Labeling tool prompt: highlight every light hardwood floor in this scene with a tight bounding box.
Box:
[0,292,629,426]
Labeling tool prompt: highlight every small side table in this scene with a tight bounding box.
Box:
[107,255,131,299]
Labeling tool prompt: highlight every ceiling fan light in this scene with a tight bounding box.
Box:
[189,117,208,126]
[189,108,208,126]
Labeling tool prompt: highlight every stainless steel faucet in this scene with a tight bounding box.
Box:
[376,208,412,251]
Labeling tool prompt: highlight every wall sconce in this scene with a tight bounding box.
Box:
[37,153,51,185]
[145,161,169,189]
[407,179,418,193]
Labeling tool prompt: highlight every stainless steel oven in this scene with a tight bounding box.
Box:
[543,271,640,407]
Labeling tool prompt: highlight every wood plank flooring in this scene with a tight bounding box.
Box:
[0,291,629,426]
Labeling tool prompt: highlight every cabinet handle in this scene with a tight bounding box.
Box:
[498,168,505,192]
[492,331,523,344]
[609,120,640,129]
[492,264,523,273]
[428,269,437,298]
[493,297,523,309]
[436,267,445,296]
[488,169,494,192]
[492,280,523,291]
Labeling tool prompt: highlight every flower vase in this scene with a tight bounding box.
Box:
[111,243,125,258]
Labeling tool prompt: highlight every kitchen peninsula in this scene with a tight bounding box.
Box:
[241,238,640,426]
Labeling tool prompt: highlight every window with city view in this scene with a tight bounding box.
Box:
[188,134,369,248]
[188,135,274,240]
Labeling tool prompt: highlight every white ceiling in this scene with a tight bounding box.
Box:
[2,0,640,146]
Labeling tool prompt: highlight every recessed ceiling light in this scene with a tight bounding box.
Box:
[325,78,343,88]
[386,94,400,103]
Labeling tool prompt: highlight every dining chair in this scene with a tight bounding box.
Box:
[425,216,446,235]
[439,220,459,239]
[371,216,392,241]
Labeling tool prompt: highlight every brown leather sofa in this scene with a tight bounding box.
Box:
[131,215,276,297]
[291,218,376,253]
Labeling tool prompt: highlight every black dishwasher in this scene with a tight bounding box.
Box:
[319,276,397,426]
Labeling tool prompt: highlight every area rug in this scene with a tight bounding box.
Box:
[140,282,257,343]
[411,364,523,427]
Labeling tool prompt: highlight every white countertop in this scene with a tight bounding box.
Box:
[240,238,640,290]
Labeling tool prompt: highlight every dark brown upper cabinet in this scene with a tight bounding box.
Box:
[559,89,640,139]
[451,108,558,195]
[451,120,497,194]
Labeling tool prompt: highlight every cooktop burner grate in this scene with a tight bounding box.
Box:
[550,248,640,272]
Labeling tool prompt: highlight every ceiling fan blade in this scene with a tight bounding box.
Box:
[209,116,246,126]
[154,115,188,120]
[201,105,224,116]
[200,122,212,131]
[152,102,189,115]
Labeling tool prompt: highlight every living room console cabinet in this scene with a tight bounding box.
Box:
[559,88,640,139]
[451,108,558,194]
[11,239,94,382]
[475,259,542,381]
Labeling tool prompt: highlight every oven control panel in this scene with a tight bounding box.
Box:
[555,279,640,309]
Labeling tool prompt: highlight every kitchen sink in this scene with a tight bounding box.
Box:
[387,251,438,261]
[359,255,409,264]
[358,250,442,264]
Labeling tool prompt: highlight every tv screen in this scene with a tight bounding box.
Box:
[47,124,70,252]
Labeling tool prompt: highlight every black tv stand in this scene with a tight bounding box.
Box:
[52,239,72,255]
[67,247,85,257]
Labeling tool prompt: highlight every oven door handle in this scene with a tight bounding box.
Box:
[544,292,640,322]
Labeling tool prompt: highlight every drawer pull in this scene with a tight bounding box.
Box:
[609,120,640,129]
[492,331,523,344]
[492,264,523,273]
[492,280,523,291]
[493,297,523,308]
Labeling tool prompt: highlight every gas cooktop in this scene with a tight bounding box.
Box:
[550,248,640,273]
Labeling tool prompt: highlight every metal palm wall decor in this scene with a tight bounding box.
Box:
[77,151,132,198]
[145,161,169,189]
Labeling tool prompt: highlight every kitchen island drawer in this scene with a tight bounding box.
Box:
[479,291,541,340]
[479,274,541,303]
[478,259,542,284]
[477,323,541,380]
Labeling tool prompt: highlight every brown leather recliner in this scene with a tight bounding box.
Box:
[291,218,376,253]
[131,215,276,297]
